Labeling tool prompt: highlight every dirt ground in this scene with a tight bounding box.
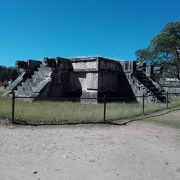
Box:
[0,112,180,180]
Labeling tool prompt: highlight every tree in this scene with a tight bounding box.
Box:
[136,21,180,80]
[8,68,18,81]
[0,66,18,83]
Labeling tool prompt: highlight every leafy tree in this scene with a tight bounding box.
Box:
[8,68,18,80]
[0,66,8,82]
[136,21,180,80]
[0,66,18,83]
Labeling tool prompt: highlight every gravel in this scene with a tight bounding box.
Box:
[0,122,180,180]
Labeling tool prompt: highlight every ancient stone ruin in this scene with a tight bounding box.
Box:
[4,57,166,103]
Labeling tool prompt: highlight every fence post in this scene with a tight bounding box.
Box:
[142,94,145,115]
[166,92,169,109]
[11,91,15,123]
[103,95,106,122]
[153,95,155,104]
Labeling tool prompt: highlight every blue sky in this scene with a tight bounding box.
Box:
[0,0,180,67]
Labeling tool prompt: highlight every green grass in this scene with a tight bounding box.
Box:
[0,97,143,124]
[0,86,180,125]
[0,86,12,119]
[13,100,104,124]
[1,99,142,124]
[137,96,180,129]
[106,102,142,120]
[0,86,5,96]
[142,118,180,129]
[0,97,12,119]
[168,96,180,108]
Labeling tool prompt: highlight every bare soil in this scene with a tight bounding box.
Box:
[0,111,180,180]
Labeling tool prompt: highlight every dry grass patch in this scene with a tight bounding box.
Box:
[0,88,180,125]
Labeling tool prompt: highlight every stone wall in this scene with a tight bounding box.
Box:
[120,61,166,103]
[42,57,72,98]
[98,58,121,98]
[71,57,99,103]
[4,56,167,103]
[70,57,137,102]
[159,78,180,94]
[3,60,41,96]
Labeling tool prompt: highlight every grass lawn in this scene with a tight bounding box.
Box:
[0,86,5,96]
[140,107,180,129]
[1,86,180,125]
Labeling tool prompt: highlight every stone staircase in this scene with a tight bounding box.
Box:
[3,72,26,96]
[14,63,52,98]
[133,71,166,102]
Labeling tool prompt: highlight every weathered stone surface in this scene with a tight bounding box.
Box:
[3,60,41,97]
[120,61,166,103]
[4,56,167,103]
[159,78,180,94]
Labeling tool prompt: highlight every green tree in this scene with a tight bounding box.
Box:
[136,21,180,80]
[0,66,8,82]
[8,68,18,81]
[0,66,18,82]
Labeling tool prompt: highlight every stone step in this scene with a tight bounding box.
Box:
[39,71,51,77]
[33,70,48,76]
[153,91,162,95]
[17,86,23,91]
[40,62,48,67]
[141,80,152,84]
[136,77,150,82]
[149,89,159,94]
[157,94,166,98]
[15,90,33,97]
[15,90,40,97]
[142,82,153,86]
[150,89,162,94]
[32,74,44,80]
[134,73,166,102]
[22,81,34,87]
[160,89,165,93]
[5,61,52,98]
[26,78,33,83]
[38,66,51,71]
[19,86,32,92]
[32,78,43,84]
[149,87,159,92]
[33,71,40,76]
[135,73,147,78]
[37,69,52,77]
[137,74,149,78]
[31,77,44,84]
[25,81,37,87]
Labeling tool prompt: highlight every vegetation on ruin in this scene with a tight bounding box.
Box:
[0,86,180,125]
[136,21,180,80]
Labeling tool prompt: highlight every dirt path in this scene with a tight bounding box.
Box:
[113,107,180,126]
[0,121,180,180]
[151,108,180,120]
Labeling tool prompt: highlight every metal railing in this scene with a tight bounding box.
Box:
[7,91,180,125]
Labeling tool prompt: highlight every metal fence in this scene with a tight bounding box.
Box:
[6,91,180,125]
